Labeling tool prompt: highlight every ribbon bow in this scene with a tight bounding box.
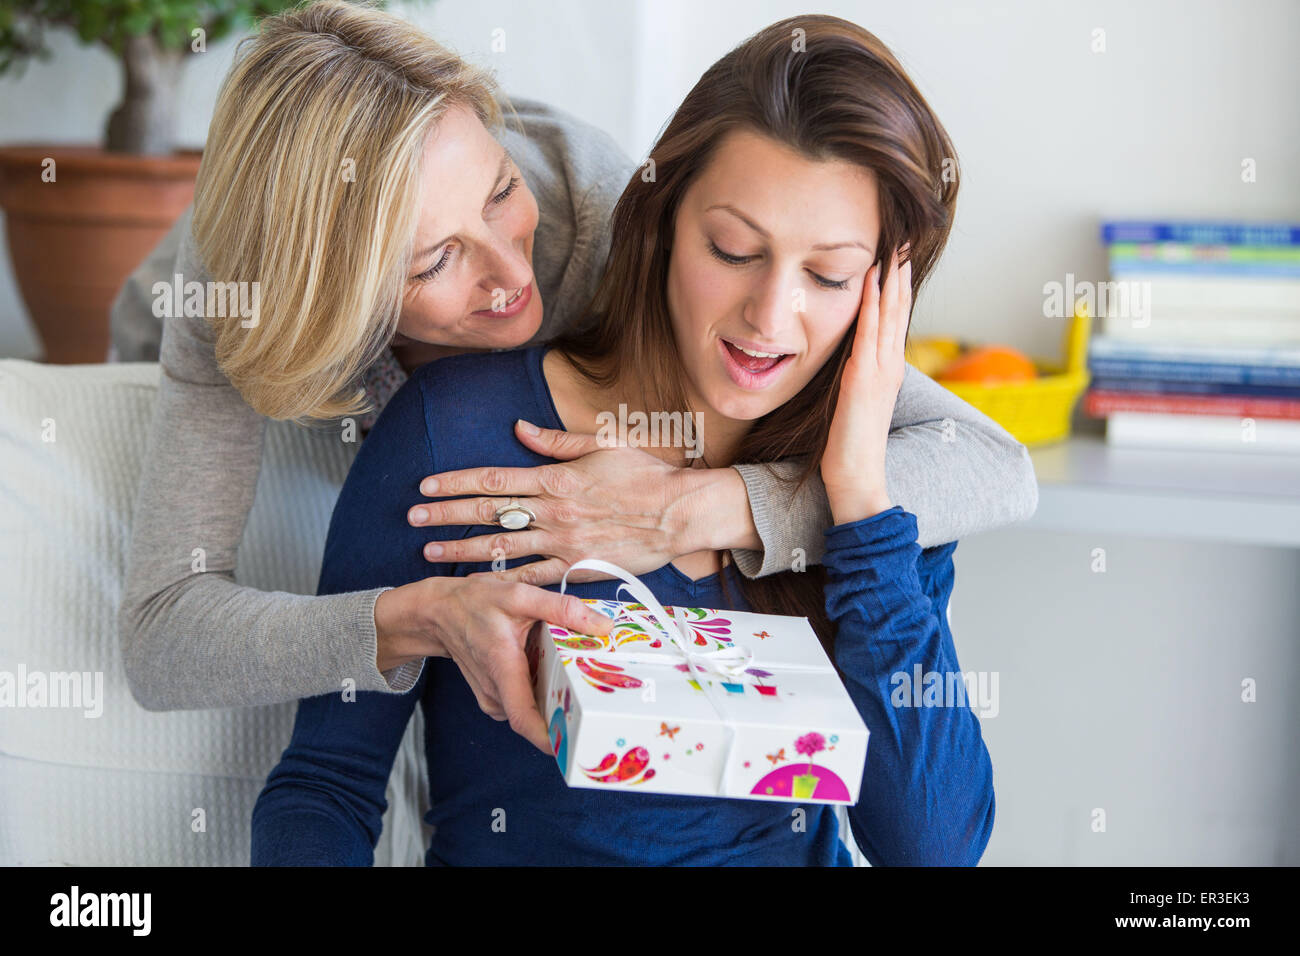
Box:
[556,558,751,792]
[560,558,755,683]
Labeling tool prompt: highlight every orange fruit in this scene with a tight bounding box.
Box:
[938,345,1037,384]
[906,337,964,377]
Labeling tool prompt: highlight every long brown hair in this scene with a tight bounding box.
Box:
[552,15,959,650]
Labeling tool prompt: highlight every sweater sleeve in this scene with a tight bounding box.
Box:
[730,363,1039,577]
[116,217,417,711]
[823,505,995,866]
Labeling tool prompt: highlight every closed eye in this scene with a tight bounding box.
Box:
[810,273,850,291]
[414,246,453,282]
[708,241,851,291]
[411,175,521,283]
[492,176,520,205]
[708,241,753,266]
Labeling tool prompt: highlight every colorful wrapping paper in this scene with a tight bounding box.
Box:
[526,560,869,804]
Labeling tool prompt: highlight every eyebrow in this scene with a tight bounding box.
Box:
[412,149,515,264]
[705,203,874,254]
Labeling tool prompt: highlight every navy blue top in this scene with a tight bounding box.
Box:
[250,346,995,866]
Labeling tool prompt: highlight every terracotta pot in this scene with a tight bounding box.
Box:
[0,145,201,364]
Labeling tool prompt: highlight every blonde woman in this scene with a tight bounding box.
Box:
[113,0,1036,753]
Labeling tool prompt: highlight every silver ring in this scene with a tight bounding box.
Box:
[493,498,536,531]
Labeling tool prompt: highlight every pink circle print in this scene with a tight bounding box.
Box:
[749,763,851,802]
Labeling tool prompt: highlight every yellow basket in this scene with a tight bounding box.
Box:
[935,308,1091,447]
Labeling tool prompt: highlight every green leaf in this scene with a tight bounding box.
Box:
[75,8,108,44]
[122,11,154,37]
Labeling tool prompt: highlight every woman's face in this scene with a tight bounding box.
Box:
[395,105,543,349]
[666,128,881,422]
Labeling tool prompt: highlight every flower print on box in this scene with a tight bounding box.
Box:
[748,730,851,801]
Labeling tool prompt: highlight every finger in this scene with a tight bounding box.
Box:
[460,664,505,720]
[421,529,548,564]
[881,252,911,357]
[889,256,914,357]
[854,262,881,361]
[418,464,550,498]
[409,496,548,529]
[882,247,901,315]
[472,558,566,586]
[505,584,614,636]
[484,558,615,587]
[492,650,553,753]
[879,248,902,355]
[514,420,606,460]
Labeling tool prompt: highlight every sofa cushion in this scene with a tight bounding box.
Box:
[0,359,428,865]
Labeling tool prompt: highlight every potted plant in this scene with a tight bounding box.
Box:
[792,731,826,799]
[0,1,300,363]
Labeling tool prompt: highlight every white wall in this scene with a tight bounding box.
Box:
[953,530,1300,865]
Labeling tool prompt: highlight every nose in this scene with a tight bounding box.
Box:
[742,265,800,342]
[477,227,533,296]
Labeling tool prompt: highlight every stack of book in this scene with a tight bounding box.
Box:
[1085,220,1300,453]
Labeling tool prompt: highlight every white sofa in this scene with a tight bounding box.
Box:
[0,358,869,866]
[0,359,429,865]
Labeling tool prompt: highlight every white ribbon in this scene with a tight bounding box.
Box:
[559,559,756,678]
[556,558,749,794]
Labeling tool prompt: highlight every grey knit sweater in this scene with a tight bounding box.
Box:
[112,96,1037,711]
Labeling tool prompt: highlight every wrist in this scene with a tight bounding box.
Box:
[825,484,894,527]
[667,466,761,553]
[373,582,444,672]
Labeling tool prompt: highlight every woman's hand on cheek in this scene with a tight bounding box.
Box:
[820,247,911,526]
[407,426,748,585]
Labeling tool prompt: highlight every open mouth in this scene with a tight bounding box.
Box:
[719,337,794,388]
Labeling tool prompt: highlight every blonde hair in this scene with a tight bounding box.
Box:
[192,0,502,422]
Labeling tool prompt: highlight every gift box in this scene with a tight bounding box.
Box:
[526,560,869,805]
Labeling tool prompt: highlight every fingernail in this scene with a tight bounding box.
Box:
[410,507,428,523]
[516,419,540,436]
[421,478,438,495]
[425,543,443,558]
